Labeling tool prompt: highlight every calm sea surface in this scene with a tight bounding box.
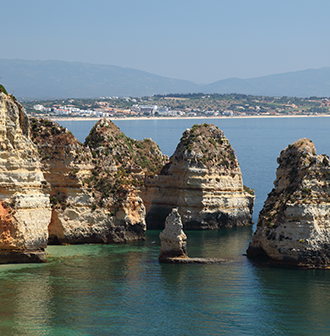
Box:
[0,117,330,335]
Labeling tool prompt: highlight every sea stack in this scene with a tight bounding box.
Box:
[159,208,227,264]
[159,208,188,262]
[31,118,167,244]
[142,123,255,230]
[0,91,51,263]
[247,138,330,268]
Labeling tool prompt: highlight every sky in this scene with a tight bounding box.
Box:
[2,0,330,84]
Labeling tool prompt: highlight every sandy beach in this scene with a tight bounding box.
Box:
[50,114,330,122]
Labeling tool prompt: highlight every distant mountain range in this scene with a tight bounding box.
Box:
[1,59,330,99]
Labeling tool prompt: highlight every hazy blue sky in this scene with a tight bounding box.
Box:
[2,0,330,83]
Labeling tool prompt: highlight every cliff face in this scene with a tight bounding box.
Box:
[247,138,330,268]
[141,123,255,229]
[31,118,167,244]
[0,92,51,263]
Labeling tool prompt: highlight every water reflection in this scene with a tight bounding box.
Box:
[0,267,53,336]
[185,226,253,259]
[0,228,330,335]
[248,263,330,335]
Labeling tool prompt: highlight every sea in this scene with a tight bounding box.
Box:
[1,117,330,335]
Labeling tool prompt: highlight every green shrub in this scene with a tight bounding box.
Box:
[191,124,200,132]
[50,196,58,206]
[301,187,311,195]
[208,138,217,148]
[244,185,255,195]
[0,84,8,95]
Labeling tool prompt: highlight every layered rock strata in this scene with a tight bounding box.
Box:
[247,138,330,268]
[142,123,255,230]
[31,118,167,244]
[0,92,51,263]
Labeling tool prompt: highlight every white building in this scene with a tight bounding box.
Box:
[33,104,45,111]
[157,107,169,115]
[131,105,158,115]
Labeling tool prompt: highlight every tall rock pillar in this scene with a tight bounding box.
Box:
[0,92,51,263]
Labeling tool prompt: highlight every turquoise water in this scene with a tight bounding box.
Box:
[1,229,330,335]
[1,117,330,335]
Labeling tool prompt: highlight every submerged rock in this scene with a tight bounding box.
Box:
[247,138,330,268]
[142,123,255,230]
[0,92,51,263]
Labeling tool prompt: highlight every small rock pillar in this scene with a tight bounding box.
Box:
[159,208,188,262]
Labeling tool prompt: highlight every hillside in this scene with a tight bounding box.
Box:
[2,59,330,99]
[204,68,330,98]
[0,59,199,99]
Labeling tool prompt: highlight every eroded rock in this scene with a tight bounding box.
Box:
[247,138,330,268]
[159,208,188,261]
[159,208,226,264]
[0,92,51,263]
[31,118,167,244]
[142,123,255,230]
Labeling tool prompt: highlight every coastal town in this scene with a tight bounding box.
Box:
[22,93,330,119]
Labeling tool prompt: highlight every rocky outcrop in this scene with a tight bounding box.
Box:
[159,208,188,261]
[0,92,51,263]
[247,138,330,268]
[141,123,255,229]
[159,208,226,264]
[31,118,167,244]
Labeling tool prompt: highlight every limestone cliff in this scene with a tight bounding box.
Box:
[247,138,330,268]
[141,123,255,229]
[31,118,167,244]
[0,91,51,263]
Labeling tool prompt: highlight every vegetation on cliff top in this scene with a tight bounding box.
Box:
[31,118,254,213]
[0,85,8,95]
[31,117,167,211]
[30,118,88,210]
[172,123,238,170]
[83,119,167,206]
[85,118,166,176]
